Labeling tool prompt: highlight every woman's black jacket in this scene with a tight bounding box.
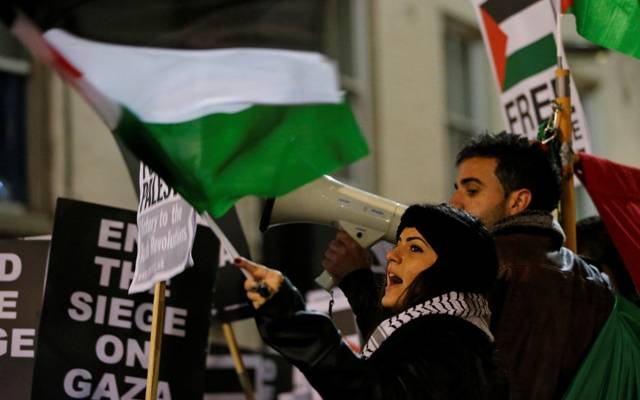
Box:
[255,279,506,400]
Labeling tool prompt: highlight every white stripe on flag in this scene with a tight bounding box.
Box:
[501,1,556,56]
[44,29,342,124]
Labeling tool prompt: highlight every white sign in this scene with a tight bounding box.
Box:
[129,164,196,293]
[471,0,591,152]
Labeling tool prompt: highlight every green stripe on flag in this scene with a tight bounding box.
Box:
[569,0,640,59]
[115,102,368,217]
[503,34,557,91]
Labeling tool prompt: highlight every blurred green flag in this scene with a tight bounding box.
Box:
[563,296,640,400]
[565,0,640,59]
[4,0,368,217]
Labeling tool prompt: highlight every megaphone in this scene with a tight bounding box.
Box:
[260,175,407,290]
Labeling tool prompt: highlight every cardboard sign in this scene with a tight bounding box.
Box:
[130,164,197,294]
[0,240,49,400]
[31,198,214,400]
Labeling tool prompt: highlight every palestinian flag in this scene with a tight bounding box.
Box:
[471,0,592,152]
[477,0,557,91]
[563,0,640,59]
[2,1,368,217]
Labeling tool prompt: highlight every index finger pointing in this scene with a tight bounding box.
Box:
[233,257,267,280]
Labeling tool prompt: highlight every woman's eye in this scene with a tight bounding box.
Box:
[466,188,479,196]
[410,245,423,253]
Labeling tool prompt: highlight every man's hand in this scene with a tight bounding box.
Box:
[321,230,372,282]
[234,257,284,309]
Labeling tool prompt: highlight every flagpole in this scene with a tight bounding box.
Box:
[146,281,166,400]
[203,213,255,400]
[554,6,577,252]
[222,323,256,400]
[556,63,577,252]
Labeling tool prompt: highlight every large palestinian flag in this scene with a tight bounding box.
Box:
[471,0,591,153]
[2,1,368,217]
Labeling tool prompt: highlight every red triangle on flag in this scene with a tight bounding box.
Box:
[480,8,508,90]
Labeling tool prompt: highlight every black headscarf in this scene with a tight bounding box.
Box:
[396,204,498,309]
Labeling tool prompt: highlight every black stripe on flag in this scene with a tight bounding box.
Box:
[12,0,325,51]
[480,0,539,24]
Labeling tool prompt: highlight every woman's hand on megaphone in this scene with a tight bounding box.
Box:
[322,230,373,282]
[234,257,284,309]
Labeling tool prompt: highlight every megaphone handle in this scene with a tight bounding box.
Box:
[315,270,338,291]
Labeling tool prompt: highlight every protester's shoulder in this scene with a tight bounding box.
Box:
[390,315,491,353]
[491,211,565,248]
[563,247,613,289]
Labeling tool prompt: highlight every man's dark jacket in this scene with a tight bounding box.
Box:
[489,212,613,399]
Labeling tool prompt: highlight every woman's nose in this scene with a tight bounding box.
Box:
[386,247,400,264]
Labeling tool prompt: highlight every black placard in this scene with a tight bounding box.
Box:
[31,198,214,400]
[0,239,49,400]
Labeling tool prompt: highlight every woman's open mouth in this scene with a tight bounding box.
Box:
[387,272,403,287]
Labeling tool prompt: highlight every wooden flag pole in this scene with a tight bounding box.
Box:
[556,65,577,252]
[146,281,166,400]
[222,322,255,400]
[203,213,254,399]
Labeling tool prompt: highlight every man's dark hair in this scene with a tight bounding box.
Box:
[456,132,561,212]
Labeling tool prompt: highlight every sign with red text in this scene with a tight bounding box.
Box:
[31,198,214,400]
[0,240,49,400]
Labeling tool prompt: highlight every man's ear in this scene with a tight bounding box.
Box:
[506,188,532,215]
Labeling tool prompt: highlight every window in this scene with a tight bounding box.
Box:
[0,22,51,236]
[0,24,29,211]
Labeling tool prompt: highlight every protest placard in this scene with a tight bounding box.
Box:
[130,164,197,294]
[471,0,591,152]
[31,198,214,400]
[0,239,49,399]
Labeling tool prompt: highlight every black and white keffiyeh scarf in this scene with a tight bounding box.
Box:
[361,291,493,359]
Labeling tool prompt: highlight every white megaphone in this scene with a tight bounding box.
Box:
[260,175,407,290]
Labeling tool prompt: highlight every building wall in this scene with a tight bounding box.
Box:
[572,52,640,164]
[48,75,137,211]
[370,1,640,211]
[3,2,638,240]
[371,0,500,204]
[2,0,640,362]
[371,0,448,204]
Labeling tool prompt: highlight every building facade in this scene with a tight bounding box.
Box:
[1,1,640,354]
